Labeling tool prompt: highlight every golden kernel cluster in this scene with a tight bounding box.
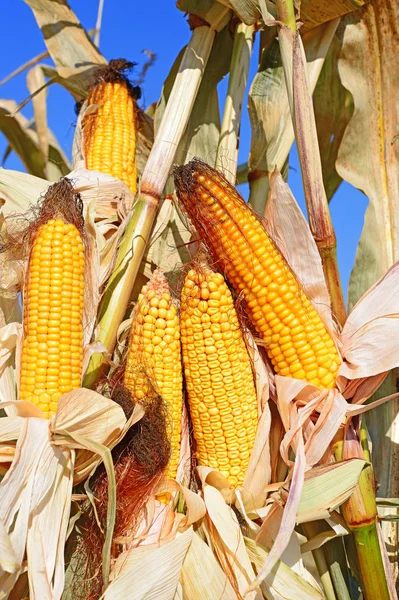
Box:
[124,272,183,479]
[181,170,340,389]
[180,266,258,487]
[84,81,137,194]
[19,219,85,418]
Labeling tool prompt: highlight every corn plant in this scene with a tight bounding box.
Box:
[0,0,398,599]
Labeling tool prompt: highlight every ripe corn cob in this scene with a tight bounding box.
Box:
[124,270,183,479]
[174,161,340,389]
[83,60,138,194]
[180,264,258,487]
[19,218,85,418]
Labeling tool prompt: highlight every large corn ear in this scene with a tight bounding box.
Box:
[180,263,258,487]
[174,160,340,389]
[19,181,85,418]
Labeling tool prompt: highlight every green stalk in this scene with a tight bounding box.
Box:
[216,21,254,182]
[332,434,391,600]
[275,0,346,326]
[83,7,230,387]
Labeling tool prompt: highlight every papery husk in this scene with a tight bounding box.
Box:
[196,472,262,600]
[180,531,237,599]
[0,417,73,600]
[245,536,325,600]
[105,527,193,600]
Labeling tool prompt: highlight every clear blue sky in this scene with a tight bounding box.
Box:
[0,1,367,303]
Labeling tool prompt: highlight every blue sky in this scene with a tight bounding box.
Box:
[0,1,367,303]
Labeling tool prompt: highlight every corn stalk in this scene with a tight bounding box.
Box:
[83,5,231,387]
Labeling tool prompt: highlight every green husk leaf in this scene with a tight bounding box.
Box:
[313,34,354,201]
[23,0,106,98]
[296,460,367,523]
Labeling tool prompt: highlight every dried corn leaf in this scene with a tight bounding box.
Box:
[248,20,338,213]
[300,0,366,32]
[313,34,353,201]
[180,532,237,599]
[23,0,106,98]
[245,537,325,600]
[105,528,193,600]
[296,459,367,523]
[26,65,49,166]
[0,100,70,180]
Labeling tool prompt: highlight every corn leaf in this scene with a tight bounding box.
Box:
[0,100,70,180]
[297,459,367,523]
[26,65,49,166]
[313,34,354,201]
[248,20,338,213]
[337,2,399,568]
[23,0,106,98]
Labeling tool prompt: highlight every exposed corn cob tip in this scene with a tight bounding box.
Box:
[124,269,183,480]
[174,160,341,390]
[19,179,85,418]
[180,262,258,488]
[82,59,140,195]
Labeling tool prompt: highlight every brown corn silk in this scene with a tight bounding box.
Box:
[174,161,340,390]
[124,270,183,479]
[75,387,170,600]
[82,59,138,194]
[19,179,85,418]
[180,262,258,487]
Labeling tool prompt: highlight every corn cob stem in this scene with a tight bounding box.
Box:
[215,21,254,182]
[275,1,346,326]
[83,13,229,386]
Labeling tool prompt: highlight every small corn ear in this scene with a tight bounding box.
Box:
[124,270,183,480]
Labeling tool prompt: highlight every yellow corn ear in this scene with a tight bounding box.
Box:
[180,264,258,487]
[19,218,85,418]
[124,270,183,480]
[174,161,340,389]
[83,80,137,194]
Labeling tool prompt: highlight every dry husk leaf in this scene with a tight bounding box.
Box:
[0,100,70,181]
